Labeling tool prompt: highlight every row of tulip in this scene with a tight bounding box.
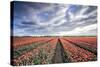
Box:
[12,38,58,66]
[60,38,96,62]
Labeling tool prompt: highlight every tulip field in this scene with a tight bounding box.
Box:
[11,36,97,66]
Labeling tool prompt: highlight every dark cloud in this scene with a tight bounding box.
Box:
[83,6,97,15]
[21,21,37,25]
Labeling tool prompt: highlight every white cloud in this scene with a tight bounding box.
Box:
[51,19,66,26]
[56,23,97,36]
[13,2,97,36]
[87,9,97,17]
[68,6,97,23]
[30,5,97,36]
[30,6,69,27]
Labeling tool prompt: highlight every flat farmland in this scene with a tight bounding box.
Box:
[11,36,97,66]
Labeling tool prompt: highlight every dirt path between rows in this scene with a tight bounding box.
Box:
[52,38,70,63]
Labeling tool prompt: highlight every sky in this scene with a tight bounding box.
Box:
[11,1,97,36]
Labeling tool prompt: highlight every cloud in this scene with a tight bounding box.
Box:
[12,2,97,36]
[57,24,97,36]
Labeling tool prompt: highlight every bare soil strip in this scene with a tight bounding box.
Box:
[52,39,70,63]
